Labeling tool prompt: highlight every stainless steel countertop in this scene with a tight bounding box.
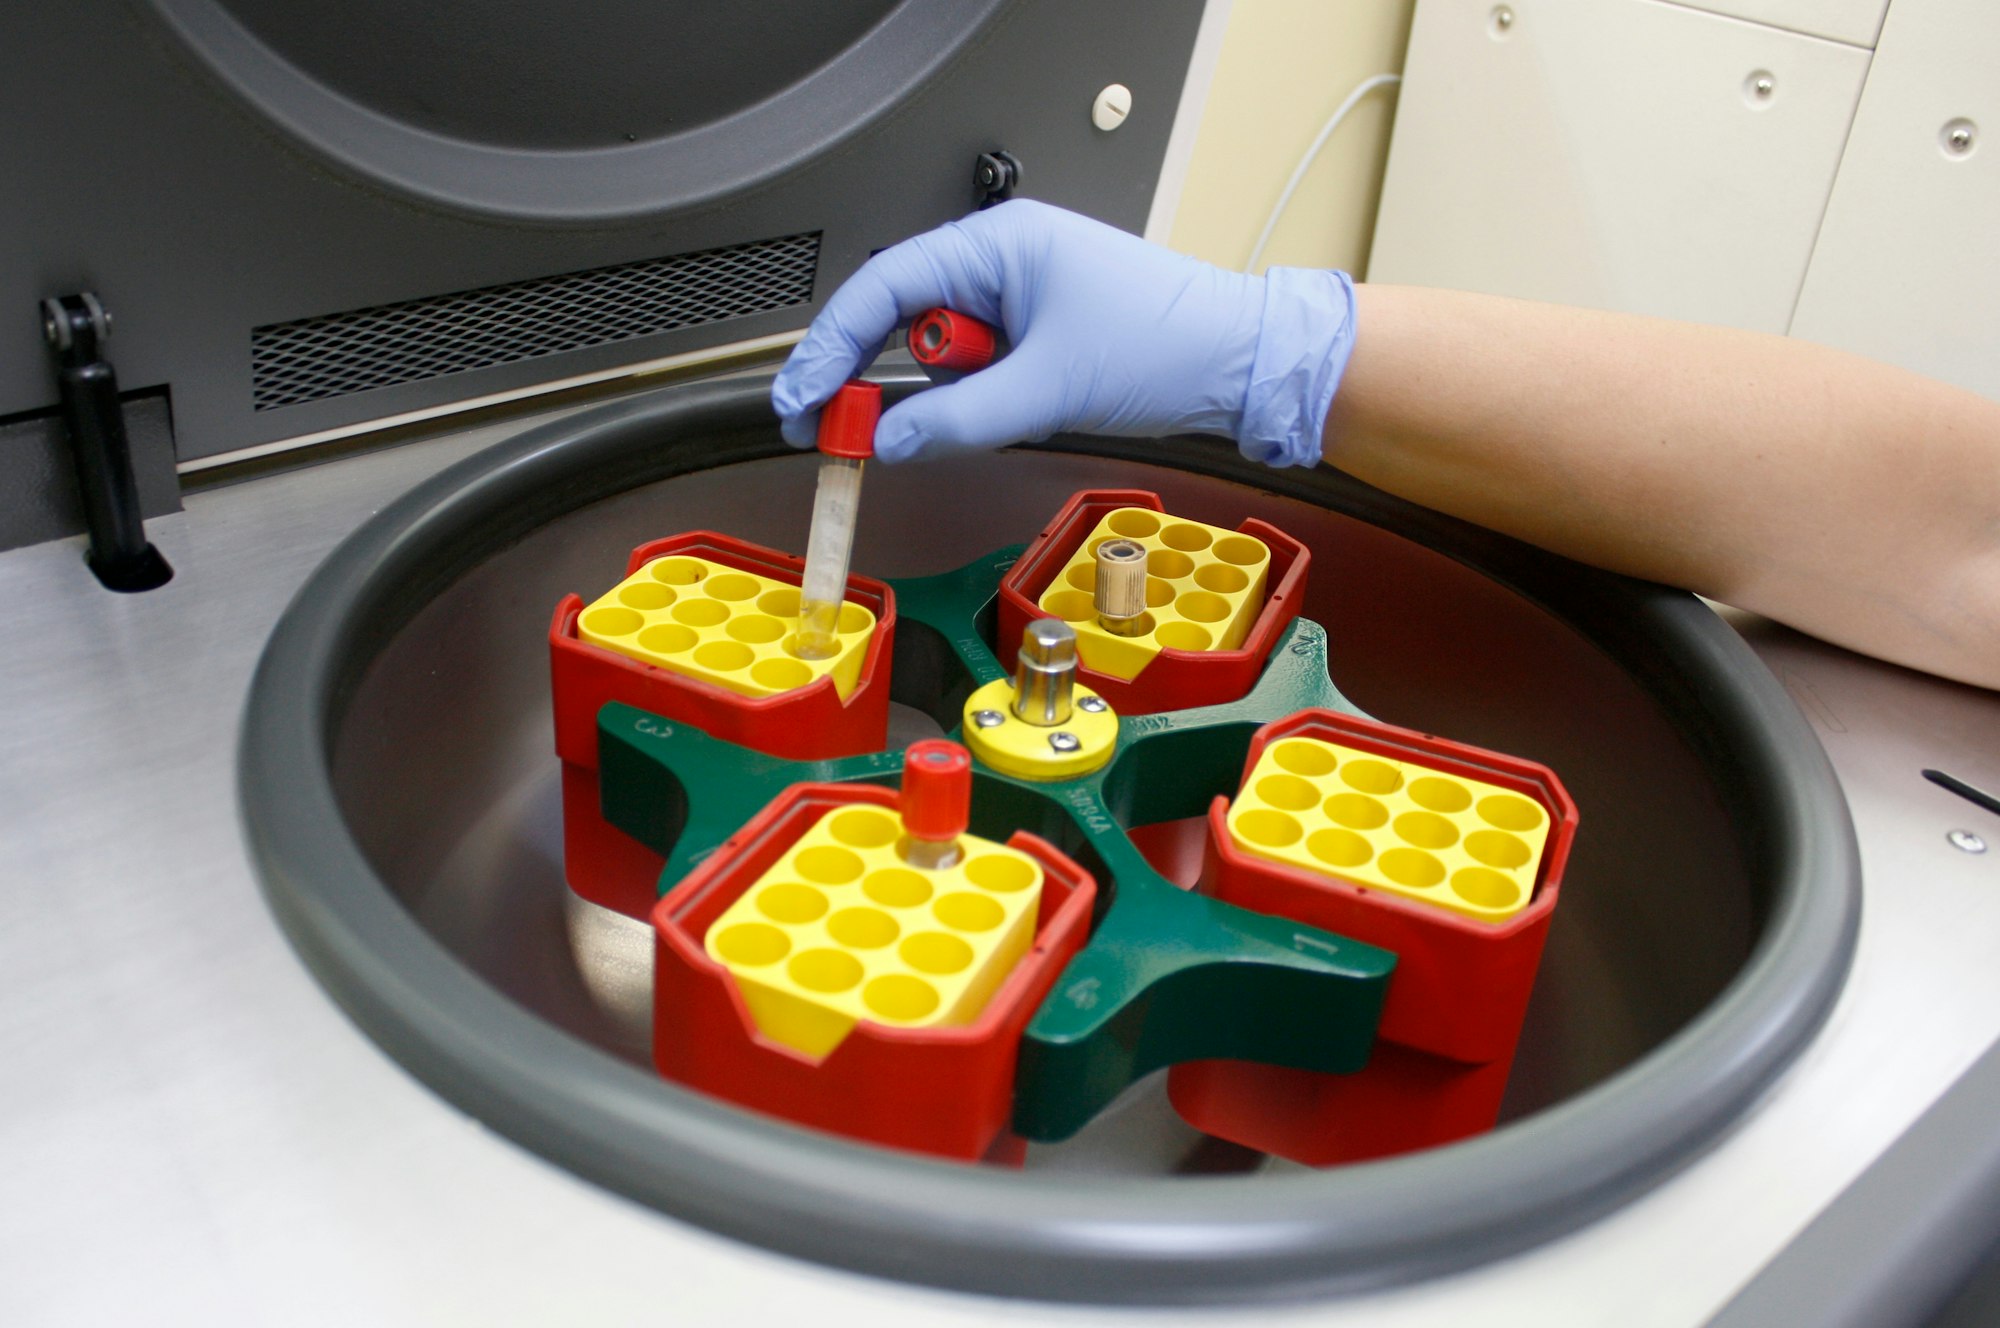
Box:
[4,404,1997,1326]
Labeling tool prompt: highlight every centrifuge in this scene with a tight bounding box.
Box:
[5,3,1999,1324]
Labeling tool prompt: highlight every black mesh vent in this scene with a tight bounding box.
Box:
[251,232,820,410]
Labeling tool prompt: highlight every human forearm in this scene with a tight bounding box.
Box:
[772,206,2000,689]
[1325,284,2000,688]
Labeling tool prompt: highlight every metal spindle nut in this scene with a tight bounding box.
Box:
[1013,618,1077,726]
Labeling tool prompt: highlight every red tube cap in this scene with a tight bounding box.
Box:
[901,739,972,843]
[907,308,998,374]
[817,379,880,459]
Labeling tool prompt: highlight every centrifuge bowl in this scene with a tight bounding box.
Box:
[239,373,1858,1302]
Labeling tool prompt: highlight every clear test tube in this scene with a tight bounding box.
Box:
[793,380,879,660]
[794,453,862,659]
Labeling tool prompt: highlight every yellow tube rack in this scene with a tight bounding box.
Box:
[1225,736,1550,923]
[1036,508,1269,680]
[577,555,874,699]
[704,805,1045,1057]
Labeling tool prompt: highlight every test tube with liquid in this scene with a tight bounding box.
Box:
[794,380,880,660]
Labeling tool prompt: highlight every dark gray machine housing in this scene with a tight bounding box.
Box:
[0,0,1204,506]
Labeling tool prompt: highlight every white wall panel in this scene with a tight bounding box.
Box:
[1158,0,1418,274]
[1670,0,1886,48]
[1790,0,2000,401]
[1370,0,1869,334]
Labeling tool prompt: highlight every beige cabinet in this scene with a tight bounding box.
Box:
[1791,0,2000,399]
[1671,0,1886,47]
[1370,0,1870,334]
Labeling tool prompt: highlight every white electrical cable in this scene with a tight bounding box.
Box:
[1244,72,1402,275]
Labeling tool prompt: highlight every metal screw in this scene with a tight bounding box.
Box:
[1754,76,1773,97]
[1491,6,1514,33]
[972,709,1005,729]
[1943,118,1977,157]
[1049,732,1081,753]
[1948,829,1988,854]
[1076,695,1108,714]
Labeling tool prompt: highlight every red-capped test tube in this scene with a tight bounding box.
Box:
[907,308,1004,384]
[898,738,972,870]
[795,380,880,660]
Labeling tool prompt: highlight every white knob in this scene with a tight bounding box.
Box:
[1092,83,1132,132]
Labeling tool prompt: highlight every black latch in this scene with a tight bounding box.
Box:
[974,151,1022,209]
[42,294,172,591]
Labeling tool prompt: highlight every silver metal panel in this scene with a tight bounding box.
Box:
[2,398,1996,1323]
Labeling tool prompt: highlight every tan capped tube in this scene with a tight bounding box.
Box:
[1094,538,1149,637]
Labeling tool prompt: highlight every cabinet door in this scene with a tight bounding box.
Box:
[1790,0,2000,401]
[1370,0,1869,334]
[1670,0,1886,48]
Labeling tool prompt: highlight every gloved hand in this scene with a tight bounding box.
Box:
[771,199,1357,466]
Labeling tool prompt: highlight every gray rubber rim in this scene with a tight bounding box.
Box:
[239,373,1860,1303]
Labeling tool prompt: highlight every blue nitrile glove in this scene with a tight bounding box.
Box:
[771,199,1357,466]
